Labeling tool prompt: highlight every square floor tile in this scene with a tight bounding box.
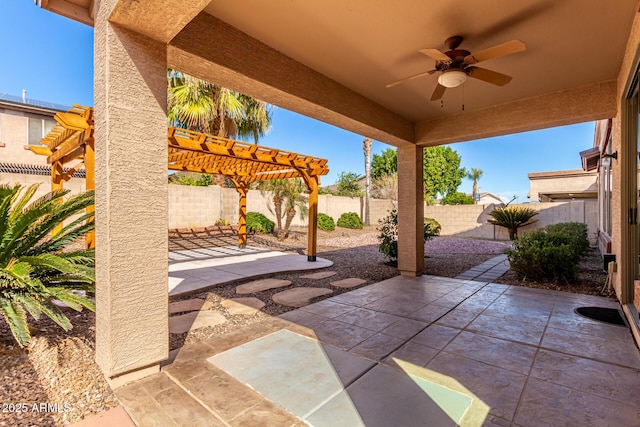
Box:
[530,349,640,408]
[466,314,546,346]
[514,378,640,427]
[340,364,473,427]
[541,327,640,369]
[208,329,372,419]
[426,352,527,421]
[442,331,537,375]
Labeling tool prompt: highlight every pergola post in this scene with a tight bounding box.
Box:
[302,173,319,262]
[51,161,64,236]
[230,179,249,248]
[397,145,424,276]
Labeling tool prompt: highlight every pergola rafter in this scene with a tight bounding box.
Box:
[32,107,329,260]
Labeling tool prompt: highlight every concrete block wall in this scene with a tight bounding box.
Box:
[424,200,598,244]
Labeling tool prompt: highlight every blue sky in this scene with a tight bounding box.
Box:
[1,0,594,202]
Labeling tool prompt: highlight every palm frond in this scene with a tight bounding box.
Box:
[47,288,95,312]
[0,298,31,347]
[0,184,95,347]
[38,302,72,331]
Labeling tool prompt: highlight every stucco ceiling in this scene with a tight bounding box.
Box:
[203,0,636,122]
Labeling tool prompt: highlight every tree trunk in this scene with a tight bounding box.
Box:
[363,137,373,226]
[282,207,297,240]
[273,193,283,237]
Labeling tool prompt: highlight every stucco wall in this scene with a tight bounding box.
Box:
[0,108,54,166]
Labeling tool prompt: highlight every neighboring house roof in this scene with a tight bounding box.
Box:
[0,93,70,114]
[477,192,502,204]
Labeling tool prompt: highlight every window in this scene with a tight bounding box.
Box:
[28,117,55,145]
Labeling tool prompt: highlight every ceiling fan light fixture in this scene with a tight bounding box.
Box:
[438,70,467,88]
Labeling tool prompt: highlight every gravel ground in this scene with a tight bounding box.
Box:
[0,227,608,425]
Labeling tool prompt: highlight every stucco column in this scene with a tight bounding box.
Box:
[397,145,424,276]
[94,5,168,386]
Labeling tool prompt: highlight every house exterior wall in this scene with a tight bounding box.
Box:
[0,103,59,166]
[528,170,598,201]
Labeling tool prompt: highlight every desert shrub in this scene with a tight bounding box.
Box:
[317,213,335,231]
[507,222,590,282]
[488,206,538,240]
[246,212,274,234]
[214,219,230,226]
[378,210,441,262]
[337,212,363,229]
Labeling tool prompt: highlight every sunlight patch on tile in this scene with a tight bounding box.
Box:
[393,358,490,427]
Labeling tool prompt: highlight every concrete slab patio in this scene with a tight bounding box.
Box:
[168,246,333,297]
[118,270,640,426]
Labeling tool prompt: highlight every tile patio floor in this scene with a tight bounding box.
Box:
[117,260,640,426]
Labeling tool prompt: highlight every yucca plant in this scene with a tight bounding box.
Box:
[0,184,95,348]
[488,206,538,240]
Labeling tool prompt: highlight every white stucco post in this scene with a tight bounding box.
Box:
[397,145,425,276]
[94,3,168,386]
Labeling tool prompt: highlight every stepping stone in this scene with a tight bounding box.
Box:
[169,298,213,314]
[330,278,367,288]
[169,311,227,334]
[236,278,292,295]
[272,288,333,307]
[222,297,266,315]
[299,271,337,280]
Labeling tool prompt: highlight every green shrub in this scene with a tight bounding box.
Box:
[246,212,274,234]
[377,210,441,263]
[424,217,441,237]
[544,222,589,257]
[214,219,230,226]
[337,212,363,229]
[440,192,473,205]
[317,213,335,231]
[0,184,96,348]
[507,222,590,283]
[488,206,538,240]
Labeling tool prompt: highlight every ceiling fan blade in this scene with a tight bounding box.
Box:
[430,83,447,101]
[464,40,526,65]
[419,48,451,62]
[467,67,513,86]
[386,69,437,88]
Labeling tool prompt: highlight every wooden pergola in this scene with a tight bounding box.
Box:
[30,105,95,248]
[168,127,329,260]
[32,106,329,260]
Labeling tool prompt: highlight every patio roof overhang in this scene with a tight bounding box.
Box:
[32,106,329,259]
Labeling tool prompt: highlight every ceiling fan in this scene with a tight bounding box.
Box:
[387,35,526,101]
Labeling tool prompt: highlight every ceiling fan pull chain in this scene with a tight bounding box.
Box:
[462,84,465,111]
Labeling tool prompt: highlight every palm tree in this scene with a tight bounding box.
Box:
[362,137,373,226]
[167,70,273,142]
[467,168,483,204]
[0,184,96,347]
[258,179,308,240]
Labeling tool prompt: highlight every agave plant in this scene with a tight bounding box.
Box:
[0,184,95,347]
[487,205,538,240]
